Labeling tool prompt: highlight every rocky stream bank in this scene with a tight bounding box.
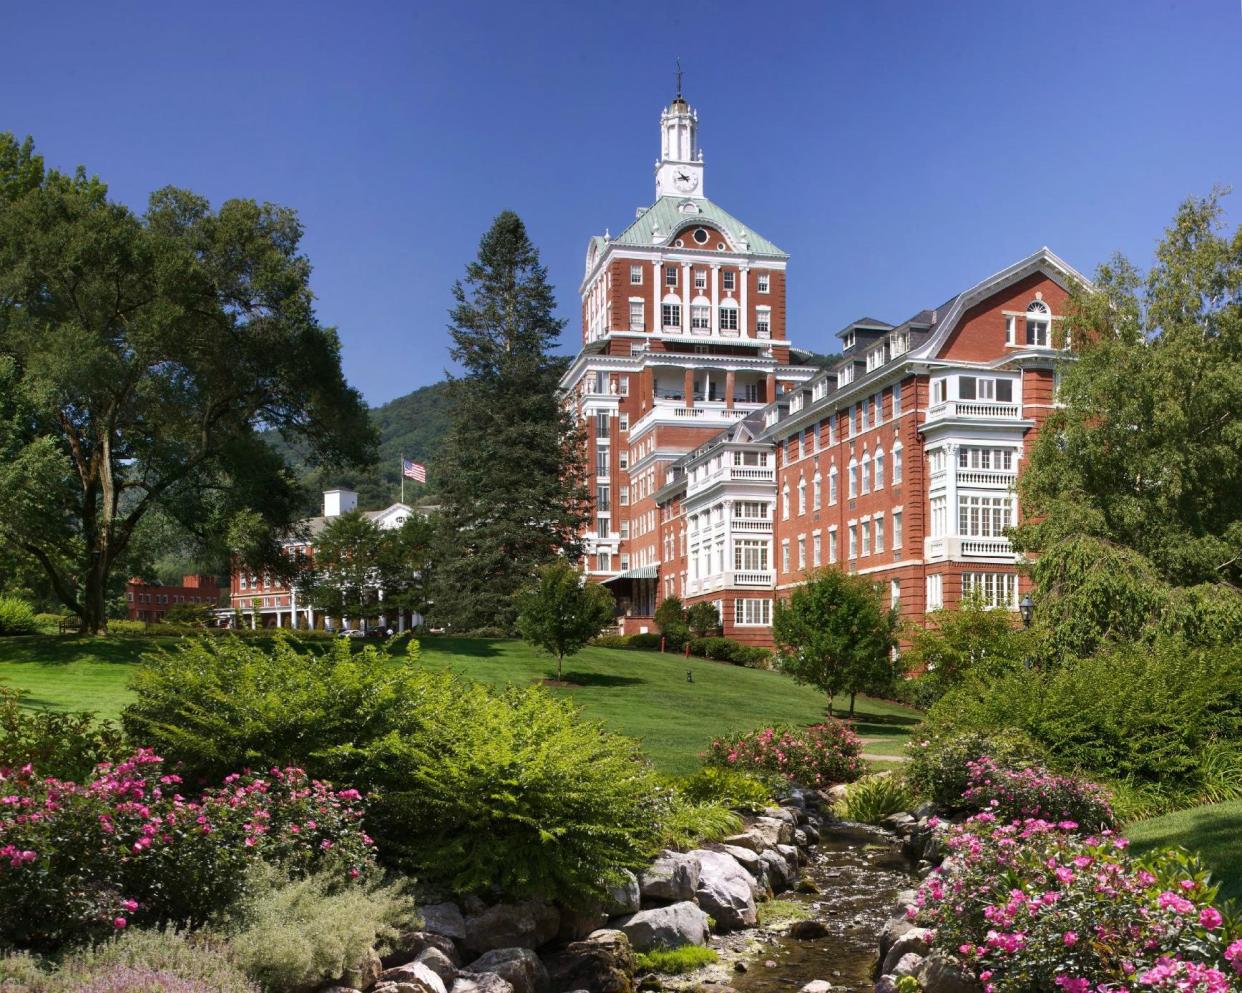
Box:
[316,789,946,993]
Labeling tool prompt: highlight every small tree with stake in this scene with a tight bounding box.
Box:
[516,560,616,683]
[773,568,899,717]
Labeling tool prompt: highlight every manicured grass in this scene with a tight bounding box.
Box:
[0,633,923,777]
[1128,800,1242,905]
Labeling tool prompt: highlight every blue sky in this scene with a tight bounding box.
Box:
[4,1,1240,404]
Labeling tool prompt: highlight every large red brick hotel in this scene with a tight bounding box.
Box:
[563,90,1083,644]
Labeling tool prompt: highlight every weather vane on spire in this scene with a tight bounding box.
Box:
[675,58,683,100]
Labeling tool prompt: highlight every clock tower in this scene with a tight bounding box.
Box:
[654,92,705,199]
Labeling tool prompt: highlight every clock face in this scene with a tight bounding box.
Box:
[673,169,699,192]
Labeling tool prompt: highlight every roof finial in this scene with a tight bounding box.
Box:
[675,58,683,100]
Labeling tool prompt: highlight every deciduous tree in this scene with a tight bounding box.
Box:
[515,559,615,682]
[0,134,375,632]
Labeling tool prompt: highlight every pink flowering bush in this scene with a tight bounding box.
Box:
[912,814,1241,993]
[962,755,1117,831]
[705,722,864,787]
[0,750,376,951]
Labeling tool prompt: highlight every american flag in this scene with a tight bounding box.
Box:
[402,459,426,483]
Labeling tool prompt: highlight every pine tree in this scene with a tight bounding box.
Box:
[430,212,589,631]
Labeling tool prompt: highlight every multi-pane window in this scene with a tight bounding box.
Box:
[959,376,1014,402]
[756,309,771,336]
[828,466,838,505]
[892,444,903,484]
[619,486,629,506]
[892,382,902,416]
[719,305,739,331]
[757,273,770,293]
[1026,301,1050,346]
[958,447,1015,471]
[861,454,871,494]
[665,267,678,287]
[595,448,609,476]
[963,572,1018,609]
[781,541,790,573]
[722,271,736,290]
[812,532,822,566]
[890,578,901,607]
[596,513,609,535]
[618,375,629,396]
[694,270,706,289]
[861,519,871,556]
[596,485,610,512]
[691,304,710,330]
[595,412,610,438]
[597,551,611,571]
[848,460,858,498]
[662,303,681,329]
[860,401,869,431]
[734,540,769,571]
[734,501,769,518]
[797,536,807,570]
[797,478,806,515]
[932,379,947,404]
[812,473,822,510]
[930,496,947,537]
[875,515,885,553]
[734,598,772,626]
[848,524,858,560]
[630,264,643,285]
[875,449,885,489]
[629,301,644,331]
[828,528,838,563]
[926,574,943,610]
[893,510,903,549]
[782,485,790,520]
[619,414,629,431]
[959,495,1012,537]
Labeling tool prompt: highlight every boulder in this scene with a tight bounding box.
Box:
[787,920,830,939]
[882,928,933,976]
[893,953,924,978]
[557,906,610,943]
[639,851,701,903]
[764,806,798,826]
[385,933,463,969]
[451,974,515,993]
[721,831,765,853]
[614,902,711,951]
[777,843,801,867]
[801,822,820,845]
[416,948,460,987]
[691,849,758,930]
[464,902,560,955]
[917,953,982,993]
[603,871,641,916]
[380,962,449,993]
[759,849,793,893]
[421,904,469,946]
[800,982,833,993]
[878,916,916,961]
[467,949,548,993]
[751,817,793,848]
[543,929,635,993]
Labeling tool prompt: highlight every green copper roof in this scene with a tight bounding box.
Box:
[608,196,788,259]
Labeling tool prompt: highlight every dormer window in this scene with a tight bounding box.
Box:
[890,332,908,356]
[843,331,855,350]
[838,364,854,388]
[1025,300,1050,347]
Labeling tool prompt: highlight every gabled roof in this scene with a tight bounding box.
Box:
[607,196,788,259]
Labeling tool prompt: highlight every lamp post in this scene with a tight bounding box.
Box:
[1019,593,1034,629]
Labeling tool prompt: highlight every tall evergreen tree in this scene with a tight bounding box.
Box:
[430,212,589,631]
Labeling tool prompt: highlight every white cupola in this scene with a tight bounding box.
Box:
[654,87,705,200]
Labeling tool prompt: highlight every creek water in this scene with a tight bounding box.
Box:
[722,823,916,993]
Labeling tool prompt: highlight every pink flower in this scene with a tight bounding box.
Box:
[1198,906,1223,930]
[1063,931,1079,946]
[121,899,139,911]
[113,917,127,929]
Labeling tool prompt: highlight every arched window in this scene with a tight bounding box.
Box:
[661,293,682,332]
[848,458,858,499]
[861,451,871,494]
[1026,300,1050,347]
[797,476,807,515]
[812,471,822,510]
[874,448,885,490]
[718,298,739,333]
[892,441,903,484]
[691,295,711,331]
[828,465,838,505]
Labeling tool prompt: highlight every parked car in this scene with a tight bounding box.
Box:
[337,628,365,639]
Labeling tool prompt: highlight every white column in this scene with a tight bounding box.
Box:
[307,607,315,630]
[710,265,720,334]
[946,444,960,542]
[740,266,749,337]
[723,500,734,582]
[250,610,257,630]
[681,262,690,334]
[652,260,661,332]
[289,588,298,629]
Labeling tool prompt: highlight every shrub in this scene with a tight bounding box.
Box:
[227,865,414,992]
[686,602,721,638]
[905,730,1048,811]
[162,604,212,627]
[685,636,771,668]
[33,612,71,628]
[123,637,665,903]
[837,774,914,825]
[912,816,1239,993]
[592,634,632,649]
[107,619,149,635]
[961,756,1116,830]
[0,751,376,951]
[1,688,128,781]
[46,929,258,993]
[0,596,37,635]
[634,946,718,974]
[922,638,1242,808]
[627,632,662,650]
[706,722,864,788]
[676,766,773,813]
[655,795,743,850]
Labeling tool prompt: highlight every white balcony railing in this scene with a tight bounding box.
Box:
[925,401,1022,422]
[956,470,1017,488]
[731,518,773,532]
[734,570,775,587]
[960,537,1013,558]
[924,536,1014,562]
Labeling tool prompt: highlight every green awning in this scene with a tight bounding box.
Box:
[601,565,658,583]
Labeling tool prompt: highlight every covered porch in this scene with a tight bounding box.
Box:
[601,565,659,635]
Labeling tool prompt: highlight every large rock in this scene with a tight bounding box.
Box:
[557,906,610,943]
[384,933,463,969]
[638,851,701,903]
[691,849,758,930]
[759,849,793,893]
[421,903,469,946]
[751,817,793,847]
[893,954,924,978]
[881,927,932,976]
[800,982,833,993]
[878,916,917,961]
[787,920,829,939]
[543,929,635,993]
[917,953,982,993]
[721,831,765,853]
[603,871,641,916]
[451,974,514,993]
[614,902,711,951]
[380,962,449,993]
[465,902,560,955]
[467,949,548,993]
[416,948,461,987]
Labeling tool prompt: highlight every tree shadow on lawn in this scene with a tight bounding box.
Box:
[421,637,504,659]
[0,635,160,667]
[555,670,646,688]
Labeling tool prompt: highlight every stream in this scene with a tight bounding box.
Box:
[684,823,916,993]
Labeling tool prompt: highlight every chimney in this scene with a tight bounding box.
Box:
[323,488,358,518]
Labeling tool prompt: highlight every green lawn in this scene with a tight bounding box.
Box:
[0,633,922,776]
[1128,800,1242,905]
